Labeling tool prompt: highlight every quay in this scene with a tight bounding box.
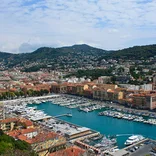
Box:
[30,115,52,121]
[2,94,60,105]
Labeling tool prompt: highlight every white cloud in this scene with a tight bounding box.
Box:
[1,0,156,53]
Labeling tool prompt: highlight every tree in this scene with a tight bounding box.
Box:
[0,131,37,155]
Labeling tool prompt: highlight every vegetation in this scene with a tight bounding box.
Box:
[0,44,107,70]
[0,130,37,156]
[99,44,156,60]
[0,89,49,100]
[66,68,113,80]
[1,44,156,71]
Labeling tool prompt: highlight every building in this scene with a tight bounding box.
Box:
[115,76,130,84]
[0,117,33,132]
[98,76,112,84]
[51,83,67,94]
[64,127,91,140]
[93,87,124,102]
[8,129,66,156]
[49,146,85,156]
[153,74,156,85]
[0,102,5,120]
[76,84,85,96]
[67,84,77,95]
[119,84,153,91]
[8,128,38,139]
[132,93,156,110]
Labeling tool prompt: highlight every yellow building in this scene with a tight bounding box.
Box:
[0,117,34,132]
[14,130,66,156]
[0,118,18,131]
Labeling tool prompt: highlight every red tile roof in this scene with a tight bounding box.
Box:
[49,146,85,156]
[8,128,37,137]
[0,118,18,124]
[19,118,33,127]
[0,117,33,127]
[18,131,60,144]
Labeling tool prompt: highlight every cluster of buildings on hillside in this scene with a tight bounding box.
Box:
[0,117,85,156]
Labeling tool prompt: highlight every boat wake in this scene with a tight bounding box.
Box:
[116,134,135,137]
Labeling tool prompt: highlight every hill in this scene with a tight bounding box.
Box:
[102,44,156,60]
[0,44,156,71]
[0,44,107,70]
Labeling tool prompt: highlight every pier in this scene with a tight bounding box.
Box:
[54,113,72,118]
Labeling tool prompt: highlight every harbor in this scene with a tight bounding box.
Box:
[3,94,156,150]
[4,100,117,154]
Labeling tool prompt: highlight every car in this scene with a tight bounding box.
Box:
[150,151,156,156]
[144,140,151,145]
[129,148,135,153]
[134,146,139,150]
[132,148,136,152]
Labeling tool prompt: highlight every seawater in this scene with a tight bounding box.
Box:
[28,102,156,148]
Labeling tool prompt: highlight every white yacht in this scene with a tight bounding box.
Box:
[124,135,144,146]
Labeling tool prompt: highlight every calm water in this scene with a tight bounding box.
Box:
[28,102,156,148]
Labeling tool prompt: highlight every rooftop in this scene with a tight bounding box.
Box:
[0,118,18,124]
[49,146,85,156]
[18,131,60,144]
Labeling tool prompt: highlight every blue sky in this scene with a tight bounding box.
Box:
[1,0,156,53]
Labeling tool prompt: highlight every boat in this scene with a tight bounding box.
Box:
[67,113,72,117]
[124,135,144,146]
[91,134,103,141]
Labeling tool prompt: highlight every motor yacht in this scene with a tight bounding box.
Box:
[124,135,144,146]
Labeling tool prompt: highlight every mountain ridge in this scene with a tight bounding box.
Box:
[0,44,156,70]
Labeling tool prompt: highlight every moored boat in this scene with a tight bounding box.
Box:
[124,135,144,146]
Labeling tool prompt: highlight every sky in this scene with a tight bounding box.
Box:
[1,0,156,53]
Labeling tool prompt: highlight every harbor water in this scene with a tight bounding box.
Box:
[29,102,156,148]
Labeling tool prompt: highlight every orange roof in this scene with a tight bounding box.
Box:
[67,84,75,87]
[51,83,59,86]
[49,146,85,156]
[7,130,21,138]
[0,88,7,93]
[133,93,156,97]
[18,134,28,141]
[76,84,84,87]
[61,82,69,85]
[21,128,37,134]
[87,82,96,86]
[19,118,33,127]
[8,128,37,137]
[19,132,59,144]
[115,88,126,91]
[93,87,102,91]
[0,118,18,124]
[9,88,17,92]
[0,117,33,127]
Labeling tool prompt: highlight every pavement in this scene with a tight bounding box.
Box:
[130,144,152,156]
